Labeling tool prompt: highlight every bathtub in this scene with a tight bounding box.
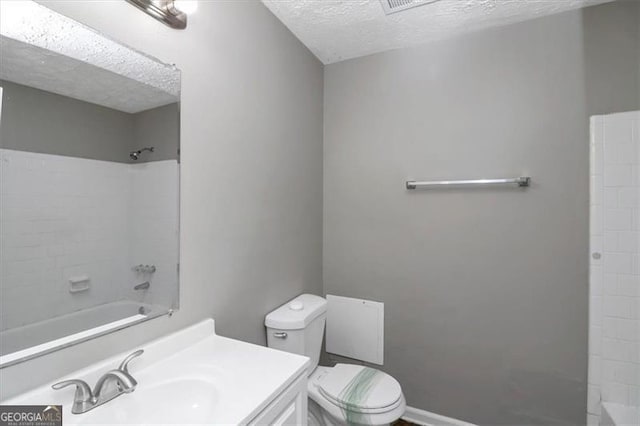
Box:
[0,300,162,367]
[601,403,640,426]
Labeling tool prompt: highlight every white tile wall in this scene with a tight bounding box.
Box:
[589,111,640,422]
[126,161,179,309]
[0,149,178,331]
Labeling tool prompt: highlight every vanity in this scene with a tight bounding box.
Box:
[1,319,310,424]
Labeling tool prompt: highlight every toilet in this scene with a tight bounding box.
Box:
[265,294,406,426]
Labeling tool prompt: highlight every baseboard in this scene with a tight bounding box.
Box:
[402,406,476,426]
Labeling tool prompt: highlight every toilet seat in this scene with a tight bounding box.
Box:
[308,366,406,425]
[317,364,403,414]
[309,364,405,424]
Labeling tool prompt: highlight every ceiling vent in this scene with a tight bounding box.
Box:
[379,0,442,15]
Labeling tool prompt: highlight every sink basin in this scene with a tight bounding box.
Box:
[140,378,219,422]
[73,378,220,425]
[1,319,310,425]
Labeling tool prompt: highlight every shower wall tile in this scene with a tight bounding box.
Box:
[605,209,632,231]
[589,111,640,419]
[591,327,603,355]
[588,384,601,414]
[0,150,178,332]
[0,149,130,330]
[126,160,179,310]
[591,296,603,327]
[604,165,633,187]
[618,275,640,297]
[604,234,618,253]
[604,118,634,145]
[591,266,604,296]
[604,253,632,274]
[618,233,639,253]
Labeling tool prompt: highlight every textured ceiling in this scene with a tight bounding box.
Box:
[0,37,178,114]
[262,0,614,64]
[0,1,179,113]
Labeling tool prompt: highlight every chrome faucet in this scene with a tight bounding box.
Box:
[52,350,143,414]
[93,369,137,399]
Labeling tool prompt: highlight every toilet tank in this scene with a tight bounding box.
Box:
[265,294,327,375]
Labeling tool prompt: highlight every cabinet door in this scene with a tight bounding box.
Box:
[249,373,307,426]
[271,399,297,425]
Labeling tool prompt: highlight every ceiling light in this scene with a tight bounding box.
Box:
[125,0,197,29]
[173,0,198,15]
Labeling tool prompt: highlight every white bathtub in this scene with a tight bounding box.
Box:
[601,403,640,426]
[0,300,162,366]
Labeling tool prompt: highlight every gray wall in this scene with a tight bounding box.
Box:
[0,79,179,163]
[583,1,640,115]
[133,103,179,162]
[323,1,639,425]
[0,79,133,162]
[43,0,324,348]
[1,0,324,399]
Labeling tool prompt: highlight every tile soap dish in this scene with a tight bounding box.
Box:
[69,276,90,293]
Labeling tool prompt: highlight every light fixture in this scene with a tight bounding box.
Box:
[173,0,198,15]
[125,0,197,30]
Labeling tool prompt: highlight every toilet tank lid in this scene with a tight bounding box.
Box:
[265,294,327,330]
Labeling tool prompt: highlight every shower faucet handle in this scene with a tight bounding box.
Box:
[134,281,150,291]
[132,264,156,273]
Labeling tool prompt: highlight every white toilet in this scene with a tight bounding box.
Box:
[265,294,406,426]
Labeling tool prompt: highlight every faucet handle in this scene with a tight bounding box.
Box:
[52,379,95,404]
[118,349,144,373]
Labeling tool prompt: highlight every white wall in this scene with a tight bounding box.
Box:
[0,149,130,330]
[0,0,323,399]
[126,160,179,307]
[588,111,640,423]
[0,150,179,332]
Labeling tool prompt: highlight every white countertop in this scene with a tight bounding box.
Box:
[1,319,310,425]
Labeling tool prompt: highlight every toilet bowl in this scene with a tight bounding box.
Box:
[265,294,406,425]
[307,365,406,426]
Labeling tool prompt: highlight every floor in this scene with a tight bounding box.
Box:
[393,420,418,426]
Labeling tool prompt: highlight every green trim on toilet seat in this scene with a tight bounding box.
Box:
[337,367,383,425]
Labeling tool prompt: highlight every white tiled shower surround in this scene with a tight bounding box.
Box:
[589,111,640,424]
[126,161,179,309]
[0,149,178,332]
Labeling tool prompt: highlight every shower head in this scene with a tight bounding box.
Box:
[129,146,154,161]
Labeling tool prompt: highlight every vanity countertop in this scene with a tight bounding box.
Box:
[1,319,310,425]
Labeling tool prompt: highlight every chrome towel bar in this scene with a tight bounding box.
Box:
[406,176,531,190]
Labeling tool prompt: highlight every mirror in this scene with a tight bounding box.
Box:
[0,1,180,367]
